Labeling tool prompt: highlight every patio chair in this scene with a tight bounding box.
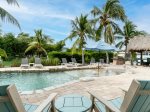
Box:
[71,58,82,66]
[20,58,29,68]
[90,58,98,65]
[89,79,150,112]
[99,59,104,64]
[61,58,74,67]
[0,84,57,112]
[34,58,43,68]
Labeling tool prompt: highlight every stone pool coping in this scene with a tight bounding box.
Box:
[0,65,103,95]
[18,65,126,95]
[0,65,101,73]
[19,77,100,95]
[0,64,126,96]
[20,80,80,95]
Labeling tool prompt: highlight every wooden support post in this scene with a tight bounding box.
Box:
[90,95,94,112]
[106,107,111,112]
[140,51,143,65]
[51,100,56,112]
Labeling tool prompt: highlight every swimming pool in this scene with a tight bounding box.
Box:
[0,69,124,91]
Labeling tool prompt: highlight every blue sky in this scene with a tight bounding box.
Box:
[0,0,150,47]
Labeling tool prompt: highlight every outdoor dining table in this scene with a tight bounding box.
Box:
[55,94,92,112]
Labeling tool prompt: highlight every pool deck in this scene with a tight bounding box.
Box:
[18,65,150,105]
[0,65,99,72]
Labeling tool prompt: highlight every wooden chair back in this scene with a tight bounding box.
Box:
[0,85,26,112]
[120,80,150,112]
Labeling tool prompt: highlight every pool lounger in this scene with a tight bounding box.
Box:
[20,58,30,68]
[34,58,43,68]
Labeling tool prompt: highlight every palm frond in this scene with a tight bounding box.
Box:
[96,23,103,41]
[91,6,102,17]
[39,47,47,55]
[116,41,124,49]
[0,7,21,29]
[25,45,37,54]
[110,21,123,35]
[104,0,119,12]
[65,31,78,41]
[104,0,126,21]
[109,4,126,21]
[71,38,80,50]
[6,0,19,6]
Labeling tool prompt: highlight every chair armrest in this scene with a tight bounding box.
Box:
[88,91,120,112]
[34,93,57,112]
[119,87,128,93]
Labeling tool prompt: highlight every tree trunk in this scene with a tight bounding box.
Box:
[124,37,129,60]
[124,44,128,60]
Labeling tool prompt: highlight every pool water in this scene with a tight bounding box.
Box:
[0,69,124,91]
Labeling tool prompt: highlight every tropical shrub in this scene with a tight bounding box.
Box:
[0,63,4,68]
[11,59,21,67]
[29,57,35,63]
[41,58,60,66]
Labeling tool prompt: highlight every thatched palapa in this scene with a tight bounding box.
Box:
[128,36,150,52]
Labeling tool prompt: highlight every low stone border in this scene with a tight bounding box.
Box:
[0,65,101,73]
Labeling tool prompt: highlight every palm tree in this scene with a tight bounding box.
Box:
[25,29,52,57]
[65,14,94,50]
[91,0,126,44]
[65,14,94,65]
[116,20,146,58]
[0,0,20,29]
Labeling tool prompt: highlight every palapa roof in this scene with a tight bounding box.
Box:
[128,36,150,52]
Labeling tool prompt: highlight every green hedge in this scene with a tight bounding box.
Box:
[48,51,113,64]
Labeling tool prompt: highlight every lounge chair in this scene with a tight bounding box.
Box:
[61,58,74,67]
[90,58,98,65]
[71,58,82,66]
[99,58,109,67]
[99,59,104,64]
[34,58,43,68]
[20,58,30,68]
[0,84,57,112]
[89,79,150,112]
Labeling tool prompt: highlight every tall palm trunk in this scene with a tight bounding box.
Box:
[124,37,129,59]
[124,44,127,59]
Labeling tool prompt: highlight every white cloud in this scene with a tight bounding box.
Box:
[45,28,69,36]
[0,0,75,20]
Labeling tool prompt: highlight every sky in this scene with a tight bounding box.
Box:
[0,0,150,47]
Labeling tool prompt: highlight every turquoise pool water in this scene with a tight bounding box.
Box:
[0,69,124,91]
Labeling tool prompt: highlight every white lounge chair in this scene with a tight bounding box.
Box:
[0,84,57,112]
[34,58,43,68]
[20,58,30,68]
[90,58,98,66]
[89,79,150,112]
[61,58,74,67]
[71,58,82,66]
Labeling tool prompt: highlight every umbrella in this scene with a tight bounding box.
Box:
[86,41,120,63]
